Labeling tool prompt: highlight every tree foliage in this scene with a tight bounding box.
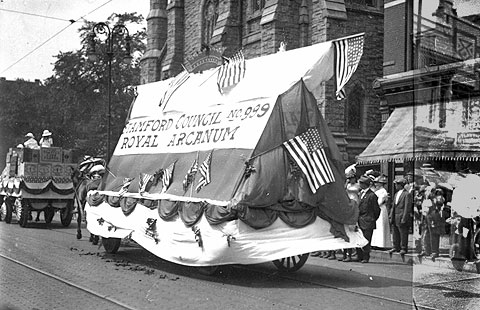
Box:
[0,12,145,166]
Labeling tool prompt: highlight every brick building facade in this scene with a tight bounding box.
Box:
[140,0,385,164]
[360,0,480,176]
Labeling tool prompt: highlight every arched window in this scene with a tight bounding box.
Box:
[346,84,364,132]
[203,0,219,46]
[252,0,266,12]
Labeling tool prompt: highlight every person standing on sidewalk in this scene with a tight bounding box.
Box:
[419,189,442,258]
[356,175,380,263]
[389,178,413,255]
[371,175,393,249]
[341,167,361,262]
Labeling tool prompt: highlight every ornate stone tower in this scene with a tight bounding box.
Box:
[139,0,168,84]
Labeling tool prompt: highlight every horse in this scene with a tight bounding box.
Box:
[70,156,106,245]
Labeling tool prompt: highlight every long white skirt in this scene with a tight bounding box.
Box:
[371,205,392,248]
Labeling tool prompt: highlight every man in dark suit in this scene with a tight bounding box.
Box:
[356,175,380,263]
[389,178,413,255]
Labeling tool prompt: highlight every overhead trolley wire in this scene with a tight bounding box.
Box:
[0,8,75,23]
[0,0,113,76]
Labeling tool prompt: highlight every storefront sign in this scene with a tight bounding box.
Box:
[457,132,480,146]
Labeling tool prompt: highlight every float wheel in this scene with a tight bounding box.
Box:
[17,199,30,228]
[3,198,14,224]
[273,253,309,272]
[0,198,13,223]
[60,201,74,227]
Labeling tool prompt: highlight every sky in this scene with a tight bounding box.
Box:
[419,0,480,17]
[0,0,150,82]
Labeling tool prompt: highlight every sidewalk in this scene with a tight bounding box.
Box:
[370,249,480,273]
[374,234,480,273]
[321,235,480,274]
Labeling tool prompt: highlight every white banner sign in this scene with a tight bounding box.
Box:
[114,99,274,155]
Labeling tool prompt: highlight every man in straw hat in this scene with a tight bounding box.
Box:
[24,132,40,149]
[389,178,413,255]
[39,129,53,147]
[356,175,380,263]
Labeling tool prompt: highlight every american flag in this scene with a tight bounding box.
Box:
[139,173,154,195]
[183,156,198,192]
[217,50,245,94]
[196,151,212,193]
[283,128,335,194]
[159,70,190,109]
[119,177,134,196]
[161,161,175,193]
[333,34,364,100]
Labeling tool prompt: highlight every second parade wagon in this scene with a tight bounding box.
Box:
[85,34,368,272]
[0,147,76,227]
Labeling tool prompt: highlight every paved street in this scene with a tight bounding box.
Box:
[0,214,479,310]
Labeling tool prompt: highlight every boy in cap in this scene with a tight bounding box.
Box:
[389,178,413,255]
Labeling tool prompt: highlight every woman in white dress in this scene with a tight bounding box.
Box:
[371,175,393,248]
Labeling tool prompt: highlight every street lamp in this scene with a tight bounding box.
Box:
[87,22,132,159]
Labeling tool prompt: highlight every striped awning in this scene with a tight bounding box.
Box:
[357,105,480,164]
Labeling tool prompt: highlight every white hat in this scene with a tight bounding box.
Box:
[42,129,52,137]
[25,132,35,139]
[89,164,105,174]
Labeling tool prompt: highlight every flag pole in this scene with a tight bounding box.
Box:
[198,65,222,87]
[190,151,199,197]
[181,63,189,73]
[331,32,365,43]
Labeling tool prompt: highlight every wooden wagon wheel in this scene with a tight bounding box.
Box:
[0,197,13,223]
[273,253,309,272]
[60,200,74,227]
[16,199,30,228]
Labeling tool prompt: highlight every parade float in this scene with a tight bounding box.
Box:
[0,147,76,227]
[84,34,368,272]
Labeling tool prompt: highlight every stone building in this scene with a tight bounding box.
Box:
[139,0,385,164]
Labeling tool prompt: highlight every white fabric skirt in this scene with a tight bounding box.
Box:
[371,205,392,248]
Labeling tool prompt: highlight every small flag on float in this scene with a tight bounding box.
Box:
[139,173,154,195]
[196,151,212,193]
[217,50,245,94]
[161,161,176,193]
[119,177,134,196]
[183,154,199,192]
[159,69,190,109]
